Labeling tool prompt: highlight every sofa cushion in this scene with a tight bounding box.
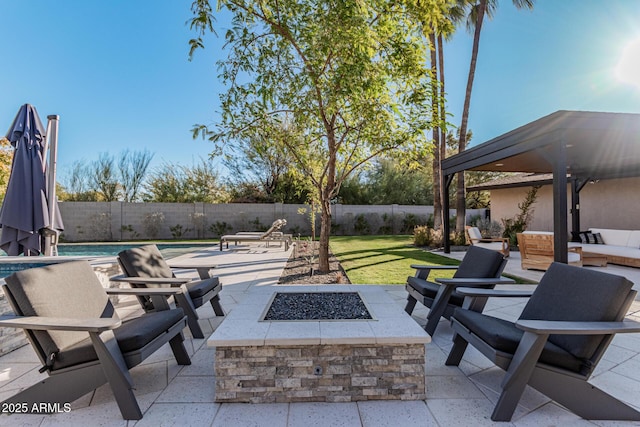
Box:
[589,228,630,247]
[628,231,640,248]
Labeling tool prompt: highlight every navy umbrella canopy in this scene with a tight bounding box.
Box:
[0,104,63,256]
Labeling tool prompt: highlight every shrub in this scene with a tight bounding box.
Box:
[170,224,191,239]
[413,225,442,247]
[502,186,539,246]
[143,212,165,239]
[88,213,112,241]
[120,224,139,240]
[471,217,503,239]
[354,214,370,235]
[209,221,232,237]
[402,213,430,233]
[190,213,207,238]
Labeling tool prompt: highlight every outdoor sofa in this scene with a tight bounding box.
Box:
[575,228,640,268]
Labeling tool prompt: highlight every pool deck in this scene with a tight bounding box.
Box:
[1,244,640,426]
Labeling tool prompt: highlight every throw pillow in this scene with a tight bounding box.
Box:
[579,232,591,244]
[594,232,604,244]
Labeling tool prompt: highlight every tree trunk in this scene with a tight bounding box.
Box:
[457,0,487,236]
[438,33,447,217]
[318,195,331,272]
[317,126,337,273]
[429,31,442,231]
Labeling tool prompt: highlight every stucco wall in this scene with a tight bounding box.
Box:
[57,202,487,242]
[487,176,640,232]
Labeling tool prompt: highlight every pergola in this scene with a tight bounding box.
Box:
[441,110,640,261]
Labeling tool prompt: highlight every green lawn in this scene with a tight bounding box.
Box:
[329,235,460,285]
[330,235,533,285]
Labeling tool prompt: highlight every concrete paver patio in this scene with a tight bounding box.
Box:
[1,244,640,426]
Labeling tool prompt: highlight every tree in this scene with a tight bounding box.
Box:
[144,158,229,203]
[60,160,99,201]
[118,149,154,202]
[189,0,445,271]
[91,153,119,201]
[223,120,313,203]
[455,0,534,238]
[0,137,13,203]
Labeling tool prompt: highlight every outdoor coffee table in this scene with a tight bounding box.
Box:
[208,285,430,403]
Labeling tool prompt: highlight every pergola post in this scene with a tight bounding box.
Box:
[552,139,568,263]
[443,173,453,253]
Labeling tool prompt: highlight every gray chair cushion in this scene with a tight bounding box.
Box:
[521,263,633,360]
[118,245,173,279]
[406,276,465,306]
[186,277,220,299]
[453,308,584,373]
[4,261,114,365]
[50,308,185,370]
[454,246,505,278]
[406,246,505,307]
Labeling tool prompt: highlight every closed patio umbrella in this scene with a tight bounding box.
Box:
[0,104,63,256]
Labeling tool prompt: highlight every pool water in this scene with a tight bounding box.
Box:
[0,242,217,278]
[54,242,216,258]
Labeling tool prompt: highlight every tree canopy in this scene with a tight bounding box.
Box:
[190,0,448,270]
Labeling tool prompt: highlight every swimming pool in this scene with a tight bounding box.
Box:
[0,242,217,278]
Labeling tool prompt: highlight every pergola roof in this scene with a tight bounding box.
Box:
[441,110,640,261]
[442,110,640,179]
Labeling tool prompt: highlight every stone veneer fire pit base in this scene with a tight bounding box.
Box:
[209,285,430,403]
[215,343,426,403]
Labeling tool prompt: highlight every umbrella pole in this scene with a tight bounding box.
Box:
[43,115,60,256]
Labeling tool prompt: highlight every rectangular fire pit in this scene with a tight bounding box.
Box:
[208,285,430,403]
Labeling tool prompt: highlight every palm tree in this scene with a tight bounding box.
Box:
[455,0,534,238]
[430,3,465,231]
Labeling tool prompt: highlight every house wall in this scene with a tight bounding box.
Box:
[487,176,640,232]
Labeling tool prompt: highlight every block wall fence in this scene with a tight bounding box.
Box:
[57,202,487,242]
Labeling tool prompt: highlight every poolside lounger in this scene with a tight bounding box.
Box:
[220,219,291,251]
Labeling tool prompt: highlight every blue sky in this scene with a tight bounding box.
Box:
[1,0,640,184]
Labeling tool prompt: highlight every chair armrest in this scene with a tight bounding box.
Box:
[106,288,184,296]
[456,287,534,298]
[515,319,640,335]
[110,274,189,285]
[436,277,515,287]
[410,264,459,271]
[477,238,508,243]
[0,315,121,332]
[167,263,217,270]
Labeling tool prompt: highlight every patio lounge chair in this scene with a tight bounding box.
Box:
[445,262,640,421]
[0,260,191,420]
[113,244,225,339]
[220,218,291,251]
[404,246,515,336]
[466,226,510,257]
